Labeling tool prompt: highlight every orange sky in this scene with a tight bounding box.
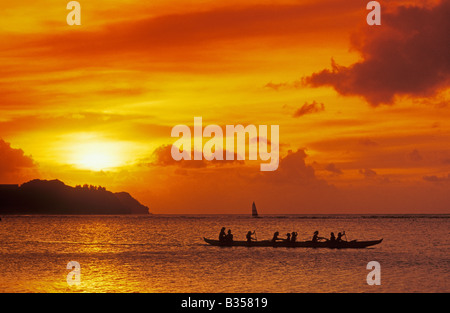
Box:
[1,0,449,213]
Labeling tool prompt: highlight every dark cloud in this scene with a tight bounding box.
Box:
[293,101,325,117]
[359,168,377,178]
[276,149,315,181]
[358,138,378,146]
[407,149,423,162]
[304,2,450,106]
[263,149,330,187]
[264,82,288,91]
[325,163,343,175]
[0,139,36,180]
[423,173,450,183]
[264,80,302,91]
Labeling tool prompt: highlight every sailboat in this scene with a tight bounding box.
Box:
[252,201,259,218]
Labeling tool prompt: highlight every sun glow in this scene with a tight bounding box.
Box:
[63,133,134,171]
[71,143,124,171]
[75,150,120,171]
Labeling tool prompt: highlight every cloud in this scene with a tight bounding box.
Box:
[264,82,288,91]
[303,1,450,106]
[325,163,343,175]
[423,173,450,183]
[359,168,377,178]
[262,149,329,187]
[249,136,270,146]
[0,139,37,181]
[0,113,168,145]
[113,145,450,214]
[358,138,378,146]
[264,80,302,91]
[149,144,244,169]
[293,101,325,117]
[150,145,207,168]
[4,2,362,66]
[407,149,423,162]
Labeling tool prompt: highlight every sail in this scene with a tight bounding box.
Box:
[252,202,258,217]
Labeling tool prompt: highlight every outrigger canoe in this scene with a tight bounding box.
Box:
[203,237,382,249]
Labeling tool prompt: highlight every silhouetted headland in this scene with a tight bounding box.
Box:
[0,179,150,215]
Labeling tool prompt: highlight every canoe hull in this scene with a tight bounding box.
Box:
[203,237,382,249]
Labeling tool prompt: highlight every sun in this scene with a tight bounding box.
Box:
[76,149,121,171]
[71,142,125,171]
[63,134,132,171]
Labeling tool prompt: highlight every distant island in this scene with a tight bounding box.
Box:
[0,179,150,215]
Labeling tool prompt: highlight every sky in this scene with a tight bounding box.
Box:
[1,0,449,214]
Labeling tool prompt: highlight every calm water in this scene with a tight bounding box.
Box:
[0,215,448,293]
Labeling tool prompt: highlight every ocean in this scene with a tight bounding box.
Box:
[0,215,448,293]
